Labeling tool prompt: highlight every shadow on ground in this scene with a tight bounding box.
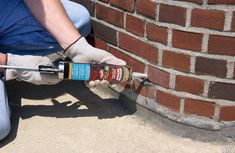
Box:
[0,80,136,147]
[1,80,232,150]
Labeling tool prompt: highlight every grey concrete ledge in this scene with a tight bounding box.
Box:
[110,85,235,131]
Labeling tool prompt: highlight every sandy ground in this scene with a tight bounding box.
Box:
[0,81,234,153]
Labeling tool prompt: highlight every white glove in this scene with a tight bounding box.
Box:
[65,37,126,88]
[6,54,61,85]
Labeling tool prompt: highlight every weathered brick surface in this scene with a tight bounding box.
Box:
[195,57,227,78]
[119,32,158,64]
[175,76,205,95]
[109,0,135,12]
[156,90,181,112]
[126,14,145,37]
[209,82,235,101]
[184,98,215,118]
[159,4,187,26]
[162,50,191,72]
[191,8,225,31]
[208,35,235,56]
[96,3,124,28]
[207,0,235,5]
[219,106,235,121]
[87,36,109,51]
[79,0,235,123]
[172,30,203,52]
[146,23,168,45]
[231,12,235,32]
[148,65,170,88]
[136,0,157,19]
[92,21,117,45]
[94,37,108,50]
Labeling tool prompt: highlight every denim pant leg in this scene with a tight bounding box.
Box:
[0,0,91,56]
[61,0,91,37]
[0,80,11,141]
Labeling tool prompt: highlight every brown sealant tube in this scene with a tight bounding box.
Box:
[59,62,132,83]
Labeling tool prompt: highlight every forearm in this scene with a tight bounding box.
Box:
[0,54,7,73]
[23,0,81,49]
[0,54,6,65]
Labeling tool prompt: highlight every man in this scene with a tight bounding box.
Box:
[0,0,126,141]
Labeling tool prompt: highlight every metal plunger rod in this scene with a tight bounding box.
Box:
[0,65,60,73]
[0,65,39,71]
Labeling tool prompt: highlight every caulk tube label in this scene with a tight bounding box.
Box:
[70,63,90,80]
[62,62,131,82]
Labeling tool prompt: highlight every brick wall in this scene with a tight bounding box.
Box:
[75,0,235,128]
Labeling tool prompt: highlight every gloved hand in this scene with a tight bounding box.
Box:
[6,54,61,85]
[64,37,126,88]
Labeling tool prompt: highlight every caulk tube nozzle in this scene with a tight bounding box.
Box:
[131,72,148,79]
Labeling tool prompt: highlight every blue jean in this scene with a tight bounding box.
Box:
[0,0,91,141]
[0,80,10,141]
[0,0,91,56]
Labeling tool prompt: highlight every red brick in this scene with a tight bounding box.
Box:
[184,98,215,118]
[175,76,205,95]
[87,35,109,51]
[195,57,227,78]
[172,30,203,52]
[162,50,191,72]
[208,35,235,56]
[191,9,225,31]
[136,0,157,19]
[176,0,203,4]
[109,0,135,12]
[119,32,158,64]
[126,14,145,37]
[76,0,95,16]
[92,21,117,45]
[209,82,235,101]
[146,23,168,45]
[156,90,181,112]
[133,79,155,98]
[108,47,145,73]
[208,0,235,5]
[159,4,187,26]
[219,106,235,121]
[231,12,235,32]
[148,65,170,88]
[94,37,108,50]
[96,3,124,27]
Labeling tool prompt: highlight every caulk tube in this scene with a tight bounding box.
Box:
[58,62,132,83]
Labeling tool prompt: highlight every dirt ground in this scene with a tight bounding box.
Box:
[0,81,234,153]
